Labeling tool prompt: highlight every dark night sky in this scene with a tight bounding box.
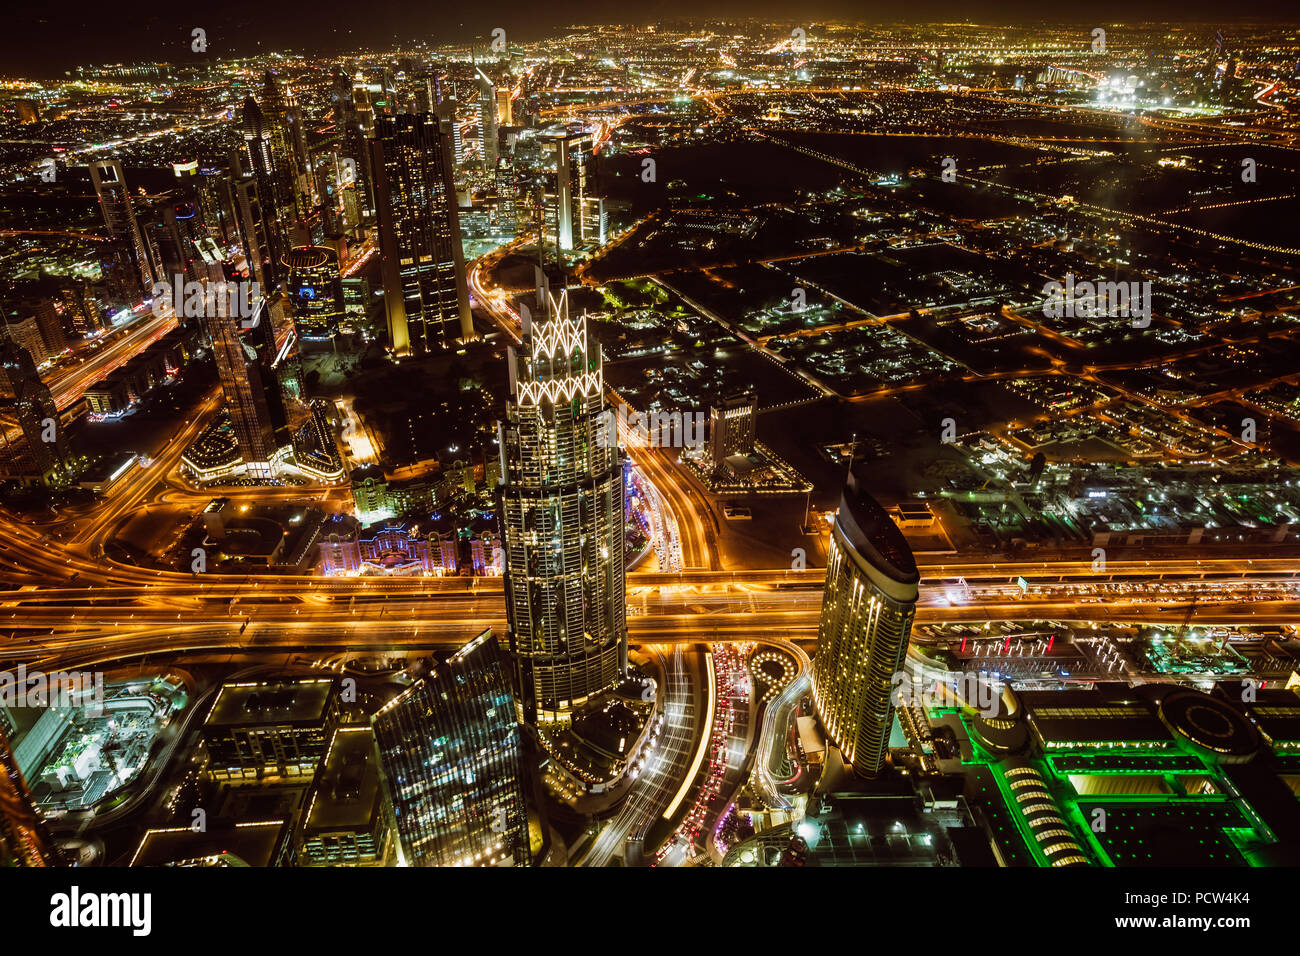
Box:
[3,2,1292,77]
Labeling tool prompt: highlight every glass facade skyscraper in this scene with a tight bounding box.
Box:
[89,159,155,294]
[0,722,62,866]
[498,281,627,725]
[371,631,529,867]
[0,339,70,484]
[204,299,284,479]
[811,470,919,776]
[368,112,473,356]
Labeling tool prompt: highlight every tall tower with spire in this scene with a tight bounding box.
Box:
[240,94,288,284]
[497,275,627,725]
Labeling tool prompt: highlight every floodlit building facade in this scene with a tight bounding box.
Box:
[371,631,529,866]
[369,113,473,355]
[812,470,919,776]
[498,279,627,725]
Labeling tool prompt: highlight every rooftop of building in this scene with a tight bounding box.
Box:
[131,820,289,868]
[282,245,336,270]
[303,727,382,834]
[838,468,918,585]
[1220,684,1300,747]
[1018,685,1172,745]
[205,678,337,728]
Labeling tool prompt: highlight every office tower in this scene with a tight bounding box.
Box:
[204,298,282,479]
[310,147,341,236]
[494,158,517,236]
[239,102,284,282]
[477,68,499,166]
[257,72,308,217]
[0,339,70,484]
[708,391,757,467]
[180,159,238,248]
[498,280,627,724]
[19,299,68,359]
[413,74,435,113]
[241,95,295,263]
[496,86,513,126]
[89,160,154,294]
[2,309,49,366]
[55,280,100,335]
[377,67,395,113]
[203,677,341,780]
[440,97,467,166]
[332,70,373,223]
[351,79,375,135]
[281,86,314,211]
[144,197,206,285]
[297,726,390,866]
[283,246,344,339]
[0,723,62,866]
[232,175,279,291]
[369,113,473,356]
[372,631,529,867]
[538,129,598,252]
[96,240,142,316]
[811,469,919,776]
[240,95,275,188]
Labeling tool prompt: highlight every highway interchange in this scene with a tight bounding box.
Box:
[2,245,1296,866]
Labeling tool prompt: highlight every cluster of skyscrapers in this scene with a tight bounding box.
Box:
[0,39,932,870]
[370,275,630,865]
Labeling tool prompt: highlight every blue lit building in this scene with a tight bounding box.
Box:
[371,631,529,866]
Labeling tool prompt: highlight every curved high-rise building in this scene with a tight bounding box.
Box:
[812,470,919,776]
[283,246,344,339]
[498,281,626,725]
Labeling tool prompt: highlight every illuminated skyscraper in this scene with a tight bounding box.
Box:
[241,95,281,208]
[368,113,473,355]
[240,98,292,286]
[498,278,627,724]
[259,71,308,218]
[0,722,62,866]
[231,174,279,290]
[477,68,499,166]
[283,246,344,339]
[496,86,513,126]
[0,339,70,485]
[371,631,529,866]
[538,129,603,253]
[494,158,517,236]
[332,70,373,224]
[708,391,757,468]
[811,470,919,776]
[204,298,284,479]
[89,159,155,294]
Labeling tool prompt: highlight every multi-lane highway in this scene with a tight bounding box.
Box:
[0,243,1294,676]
